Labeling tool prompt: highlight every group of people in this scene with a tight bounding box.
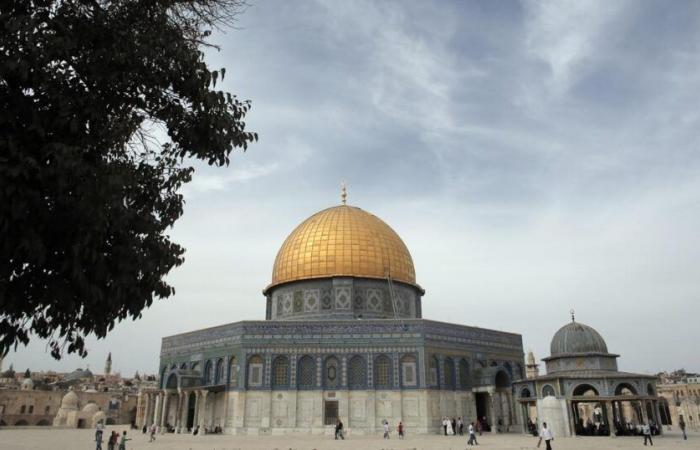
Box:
[613,419,661,437]
[440,416,488,437]
[380,419,406,439]
[94,427,131,450]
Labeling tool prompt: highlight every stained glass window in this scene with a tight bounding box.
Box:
[325,357,339,388]
[401,355,417,387]
[374,355,391,388]
[348,355,366,388]
[272,356,289,387]
[248,355,263,387]
[298,355,315,388]
[429,356,439,386]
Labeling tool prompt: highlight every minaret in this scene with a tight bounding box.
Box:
[526,350,539,379]
[104,352,112,376]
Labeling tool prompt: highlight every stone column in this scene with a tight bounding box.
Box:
[488,388,497,434]
[142,393,150,427]
[192,392,200,434]
[198,391,209,430]
[605,401,615,437]
[180,391,190,433]
[641,400,649,424]
[654,400,664,435]
[153,393,162,429]
[174,390,184,432]
[159,391,169,430]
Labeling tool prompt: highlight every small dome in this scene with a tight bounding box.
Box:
[82,403,100,414]
[61,391,79,409]
[21,378,34,390]
[65,368,93,381]
[550,321,608,356]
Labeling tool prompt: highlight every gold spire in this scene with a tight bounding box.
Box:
[341,181,347,205]
[570,308,576,322]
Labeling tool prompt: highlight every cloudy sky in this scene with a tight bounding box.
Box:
[7,0,700,377]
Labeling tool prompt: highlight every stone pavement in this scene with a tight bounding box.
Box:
[0,428,698,450]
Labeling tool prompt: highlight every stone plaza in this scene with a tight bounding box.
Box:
[0,426,697,450]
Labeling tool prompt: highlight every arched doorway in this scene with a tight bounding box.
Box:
[519,387,537,434]
[571,384,609,436]
[187,392,196,430]
[612,383,642,435]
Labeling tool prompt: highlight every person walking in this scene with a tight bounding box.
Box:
[149,424,156,442]
[383,420,390,439]
[680,418,687,440]
[467,422,478,446]
[538,422,554,450]
[95,428,104,450]
[642,422,653,446]
[451,417,457,436]
[458,417,464,436]
[397,421,405,439]
[109,431,119,450]
[442,417,448,435]
[335,418,344,440]
[118,431,131,450]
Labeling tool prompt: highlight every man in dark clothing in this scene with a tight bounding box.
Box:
[335,419,344,440]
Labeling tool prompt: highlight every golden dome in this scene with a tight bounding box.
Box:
[266,205,418,292]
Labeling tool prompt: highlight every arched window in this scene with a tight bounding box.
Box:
[401,355,417,387]
[520,387,532,398]
[323,356,338,389]
[458,359,470,389]
[495,370,510,388]
[229,357,238,387]
[272,356,289,388]
[647,383,655,396]
[203,361,212,385]
[214,358,224,384]
[572,384,599,397]
[348,355,366,389]
[374,355,392,388]
[247,355,264,387]
[542,384,555,397]
[297,355,315,388]
[444,357,455,389]
[180,362,187,370]
[428,356,439,386]
[615,383,637,396]
[191,362,200,372]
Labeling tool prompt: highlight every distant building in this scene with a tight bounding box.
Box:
[0,354,154,428]
[657,377,700,431]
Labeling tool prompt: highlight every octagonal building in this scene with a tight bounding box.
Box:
[142,201,525,435]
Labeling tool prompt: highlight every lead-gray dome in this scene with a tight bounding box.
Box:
[550,321,608,356]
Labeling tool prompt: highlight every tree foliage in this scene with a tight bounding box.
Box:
[0,0,257,358]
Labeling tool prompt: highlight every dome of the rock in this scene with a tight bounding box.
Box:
[266,204,418,292]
